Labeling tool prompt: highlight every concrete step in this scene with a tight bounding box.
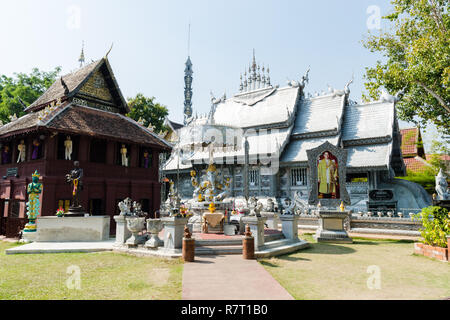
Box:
[261,238,295,250]
[255,240,309,258]
[195,239,242,247]
[195,245,243,255]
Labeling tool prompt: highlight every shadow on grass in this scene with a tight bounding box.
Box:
[259,255,311,268]
[302,242,357,255]
[351,237,415,244]
[259,260,280,268]
[277,255,311,262]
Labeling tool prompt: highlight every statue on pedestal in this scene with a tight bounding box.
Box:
[65,161,85,215]
[17,140,26,163]
[118,197,132,216]
[23,170,42,235]
[248,196,263,217]
[281,198,295,215]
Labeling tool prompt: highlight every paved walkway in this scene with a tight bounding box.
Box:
[182,255,294,300]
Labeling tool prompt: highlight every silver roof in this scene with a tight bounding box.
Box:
[292,94,346,135]
[163,126,292,171]
[346,142,392,168]
[213,86,300,128]
[280,136,340,163]
[342,101,395,141]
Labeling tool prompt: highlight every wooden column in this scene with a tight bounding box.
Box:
[106,141,115,165]
[78,136,90,162]
[45,134,57,161]
[41,178,56,217]
[130,145,138,168]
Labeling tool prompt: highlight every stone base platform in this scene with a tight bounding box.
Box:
[6,229,309,259]
[36,216,110,242]
[314,230,353,244]
[6,239,115,255]
[315,210,353,244]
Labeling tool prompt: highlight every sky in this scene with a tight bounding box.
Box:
[0,0,443,150]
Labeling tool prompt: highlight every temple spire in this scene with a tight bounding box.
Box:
[78,41,85,68]
[183,25,193,125]
[238,51,272,93]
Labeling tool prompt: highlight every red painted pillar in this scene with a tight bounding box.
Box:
[78,136,90,162]
[41,178,56,216]
[106,141,115,165]
[45,134,57,161]
[130,145,138,168]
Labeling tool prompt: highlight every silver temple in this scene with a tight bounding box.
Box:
[163,53,431,214]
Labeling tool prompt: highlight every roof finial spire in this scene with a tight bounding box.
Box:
[105,43,114,59]
[184,24,193,125]
[78,40,85,67]
[187,22,191,57]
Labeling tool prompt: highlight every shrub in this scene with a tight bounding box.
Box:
[413,206,449,248]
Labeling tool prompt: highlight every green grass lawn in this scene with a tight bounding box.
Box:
[260,234,450,300]
[0,241,183,300]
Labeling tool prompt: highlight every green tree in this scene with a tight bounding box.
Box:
[427,138,450,172]
[362,0,450,134]
[0,67,61,124]
[127,93,169,134]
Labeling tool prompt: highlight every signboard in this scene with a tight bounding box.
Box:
[369,189,394,201]
[3,167,18,179]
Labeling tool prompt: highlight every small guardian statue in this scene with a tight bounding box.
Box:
[17,140,26,163]
[281,197,295,215]
[31,139,41,160]
[248,196,263,217]
[64,136,73,160]
[120,144,128,167]
[118,197,132,216]
[142,150,150,168]
[435,169,449,200]
[2,145,11,164]
[23,170,43,235]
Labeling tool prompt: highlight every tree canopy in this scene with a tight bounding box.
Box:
[362,0,449,134]
[0,67,61,124]
[127,93,169,134]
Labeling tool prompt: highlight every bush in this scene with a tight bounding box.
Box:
[413,206,449,248]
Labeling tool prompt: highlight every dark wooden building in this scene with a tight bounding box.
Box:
[0,57,171,237]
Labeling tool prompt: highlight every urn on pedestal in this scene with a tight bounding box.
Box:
[145,219,163,249]
[125,217,146,247]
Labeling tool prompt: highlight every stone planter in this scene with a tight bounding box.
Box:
[125,217,146,247]
[145,219,163,249]
[414,243,448,262]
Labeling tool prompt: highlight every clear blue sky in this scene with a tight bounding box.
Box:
[0,0,442,149]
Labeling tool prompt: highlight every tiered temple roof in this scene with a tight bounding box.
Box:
[0,58,171,150]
